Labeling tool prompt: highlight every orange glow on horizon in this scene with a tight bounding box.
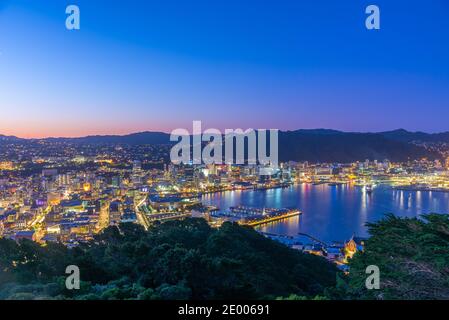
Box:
[0,123,176,139]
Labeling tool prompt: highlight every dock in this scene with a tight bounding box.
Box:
[212,205,301,227]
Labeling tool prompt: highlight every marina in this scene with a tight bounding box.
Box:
[202,183,449,243]
[210,205,301,227]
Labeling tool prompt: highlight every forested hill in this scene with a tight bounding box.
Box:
[278,130,438,162]
[330,213,449,300]
[0,219,338,300]
[1,129,443,162]
[2,214,449,300]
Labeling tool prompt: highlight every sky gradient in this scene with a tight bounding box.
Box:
[1,0,449,138]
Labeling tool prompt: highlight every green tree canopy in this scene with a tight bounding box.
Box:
[0,218,338,300]
[335,214,449,300]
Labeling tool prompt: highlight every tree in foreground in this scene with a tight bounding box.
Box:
[333,214,449,300]
[0,218,338,300]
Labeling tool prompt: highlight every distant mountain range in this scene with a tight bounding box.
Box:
[1,129,447,163]
[278,130,439,163]
[46,132,171,145]
[379,129,449,143]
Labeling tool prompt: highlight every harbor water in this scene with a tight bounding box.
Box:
[201,184,449,243]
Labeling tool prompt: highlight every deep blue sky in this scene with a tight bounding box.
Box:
[0,0,448,137]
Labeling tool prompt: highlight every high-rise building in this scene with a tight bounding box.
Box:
[109,200,122,226]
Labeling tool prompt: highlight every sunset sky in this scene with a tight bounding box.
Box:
[1,0,449,138]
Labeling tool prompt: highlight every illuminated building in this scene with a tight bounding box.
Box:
[0,161,14,170]
[109,200,122,225]
[83,183,91,192]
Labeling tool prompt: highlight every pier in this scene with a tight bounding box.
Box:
[212,205,301,227]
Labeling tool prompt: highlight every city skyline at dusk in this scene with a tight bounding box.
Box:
[1,0,449,138]
[2,1,449,305]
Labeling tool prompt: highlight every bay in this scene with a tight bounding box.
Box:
[201,184,449,243]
